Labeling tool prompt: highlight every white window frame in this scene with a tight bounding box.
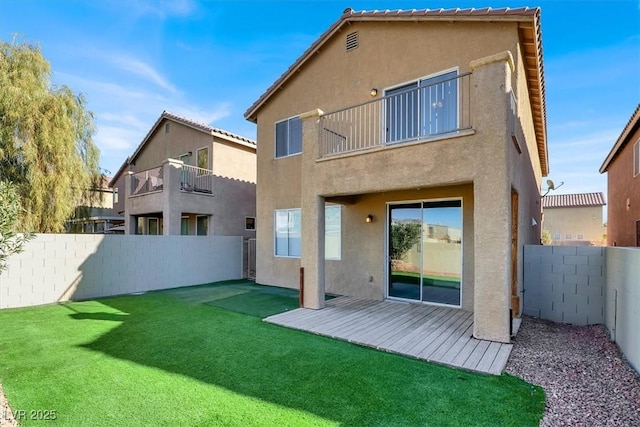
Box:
[113,187,119,205]
[577,234,584,240]
[245,217,256,231]
[274,115,302,159]
[274,208,301,258]
[565,233,572,240]
[383,67,460,144]
[554,232,561,240]
[634,139,640,177]
[325,205,341,260]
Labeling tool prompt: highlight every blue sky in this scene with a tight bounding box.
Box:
[1,0,638,199]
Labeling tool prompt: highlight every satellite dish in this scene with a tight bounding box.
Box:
[546,179,555,190]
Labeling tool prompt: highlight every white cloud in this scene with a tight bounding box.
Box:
[108,0,196,19]
[105,54,178,94]
[170,103,233,125]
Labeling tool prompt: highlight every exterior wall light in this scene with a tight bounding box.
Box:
[365,214,374,223]
[370,88,378,97]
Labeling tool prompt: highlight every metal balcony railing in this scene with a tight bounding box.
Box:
[130,167,163,196]
[319,72,472,158]
[180,164,213,194]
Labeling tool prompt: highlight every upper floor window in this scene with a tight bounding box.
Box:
[197,147,209,172]
[275,116,302,158]
[113,187,119,204]
[385,69,458,144]
[634,139,639,177]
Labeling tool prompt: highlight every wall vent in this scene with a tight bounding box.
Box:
[346,31,358,51]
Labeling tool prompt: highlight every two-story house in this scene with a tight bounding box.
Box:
[600,105,640,247]
[542,192,606,245]
[244,7,547,343]
[109,111,257,239]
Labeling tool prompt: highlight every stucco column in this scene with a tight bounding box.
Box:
[163,159,184,236]
[300,109,326,309]
[124,171,136,235]
[470,52,515,343]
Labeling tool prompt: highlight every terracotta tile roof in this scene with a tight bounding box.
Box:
[542,192,606,208]
[599,104,640,173]
[244,7,548,175]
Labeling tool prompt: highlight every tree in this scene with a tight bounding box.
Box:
[541,229,552,245]
[0,39,101,232]
[0,181,33,274]
[390,222,422,260]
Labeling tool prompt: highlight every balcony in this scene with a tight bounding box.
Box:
[319,72,472,158]
[130,162,214,197]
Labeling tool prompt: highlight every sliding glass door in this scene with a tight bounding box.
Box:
[388,200,462,306]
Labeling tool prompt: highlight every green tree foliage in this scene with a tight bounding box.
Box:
[390,222,422,260]
[541,229,552,245]
[0,39,101,232]
[0,181,34,273]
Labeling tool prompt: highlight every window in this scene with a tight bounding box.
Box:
[148,218,160,235]
[385,70,458,143]
[325,205,341,260]
[274,207,341,259]
[181,217,189,235]
[113,187,119,204]
[634,140,640,177]
[165,122,171,133]
[554,233,561,240]
[565,233,572,240]
[275,116,302,158]
[275,209,301,257]
[197,147,209,171]
[577,234,584,240]
[196,215,209,236]
[245,217,256,231]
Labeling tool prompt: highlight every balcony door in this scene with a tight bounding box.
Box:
[388,200,462,307]
[385,70,458,144]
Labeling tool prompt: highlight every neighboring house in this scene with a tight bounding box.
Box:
[109,111,256,239]
[244,7,548,343]
[599,104,640,247]
[66,176,124,234]
[542,193,606,246]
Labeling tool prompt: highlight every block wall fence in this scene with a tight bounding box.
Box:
[0,234,243,309]
[523,245,639,373]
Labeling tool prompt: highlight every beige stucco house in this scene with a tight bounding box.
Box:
[109,111,256,239]
[244,7,548,343]
[542,193,606,245]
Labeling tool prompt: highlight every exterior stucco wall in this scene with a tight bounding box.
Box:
[254,20,541,342]
[606,126,640,247]
[133,120,212,172]
[543,206,605,244]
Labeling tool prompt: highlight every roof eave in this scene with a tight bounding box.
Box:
[599,104,640,173]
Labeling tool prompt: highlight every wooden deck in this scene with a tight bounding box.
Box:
[264,296,513,375]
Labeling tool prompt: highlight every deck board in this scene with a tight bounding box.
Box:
[264,296,514,375]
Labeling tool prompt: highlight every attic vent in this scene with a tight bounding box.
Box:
[346,31,358,51]
[165,122,171,133]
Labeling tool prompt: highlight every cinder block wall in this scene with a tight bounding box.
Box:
[0,234,243,309]
[523,245,605,325]
[604,247,640,373]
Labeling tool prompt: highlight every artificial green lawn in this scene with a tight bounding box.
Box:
[0,280,544,426]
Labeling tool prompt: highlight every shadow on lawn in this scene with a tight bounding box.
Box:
[72,284,543,426]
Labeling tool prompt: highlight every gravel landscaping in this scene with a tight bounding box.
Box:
[506,316,640,426]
